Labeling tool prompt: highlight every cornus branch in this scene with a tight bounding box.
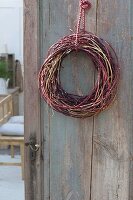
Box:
[38,33,120,118]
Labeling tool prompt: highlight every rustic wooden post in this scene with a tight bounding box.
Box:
[24,0,44,199]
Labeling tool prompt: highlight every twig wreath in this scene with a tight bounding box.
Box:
[38,0,120,118]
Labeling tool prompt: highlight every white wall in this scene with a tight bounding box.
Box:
[0,0,23,64]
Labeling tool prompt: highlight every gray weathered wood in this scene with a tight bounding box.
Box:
[129,1,133,199]
[91,0,132,200]
[40,0,97,199]
[24,0,133,199]
[24,0,43,199]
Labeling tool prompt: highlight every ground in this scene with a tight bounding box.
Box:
[0,149,24,200]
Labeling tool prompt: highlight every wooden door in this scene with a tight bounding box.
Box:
[24,0,133,200]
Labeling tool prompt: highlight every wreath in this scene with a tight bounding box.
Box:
[38,1,120,118]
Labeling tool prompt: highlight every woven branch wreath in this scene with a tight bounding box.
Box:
[38,0,120,118]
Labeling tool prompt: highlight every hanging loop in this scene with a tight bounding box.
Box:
[80,0,91,10]
[75,0,92,47]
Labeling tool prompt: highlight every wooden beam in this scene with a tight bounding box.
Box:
[24,0,43,199]
[0,162,21,166]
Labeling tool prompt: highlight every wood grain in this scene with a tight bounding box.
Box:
[24,0,132,199]
[129,1,133,199]
[24,0,43,199]
[40,0,97,200]
[91,0,132,200]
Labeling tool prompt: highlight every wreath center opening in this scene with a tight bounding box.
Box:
[60,50,97,97]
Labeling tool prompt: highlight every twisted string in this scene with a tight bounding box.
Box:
[75,0,91,46]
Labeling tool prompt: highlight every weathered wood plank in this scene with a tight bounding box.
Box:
[39,0,51,199]
[24,0,43,199]
[40,0,97,199]
[129,1,133,199]
[91,0,132,200]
